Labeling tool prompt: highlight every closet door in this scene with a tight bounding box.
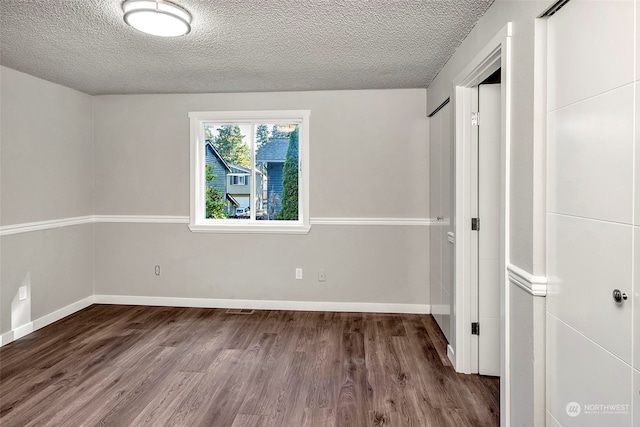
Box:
[429,101,453,343]
[545,0,635,425]
[477,83,501,377]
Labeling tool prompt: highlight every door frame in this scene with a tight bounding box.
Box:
[451,23,512,426]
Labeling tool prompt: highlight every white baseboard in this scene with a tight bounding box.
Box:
[94,294,431,314]
[1,295,94,347]
[1,330,14,346]
[32,295,94,330]
[0,294,429,347]
[447,344,456,368]
[13,322,34,340]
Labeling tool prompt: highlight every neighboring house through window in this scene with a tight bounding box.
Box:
[256,137,288,219]
[189,110,310,233]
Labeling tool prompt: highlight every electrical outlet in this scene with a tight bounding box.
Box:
[295,268,303,280]
[155,265,161,276]
[318,270,326,282]
[18,286,28,301]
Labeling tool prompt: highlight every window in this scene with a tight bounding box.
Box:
[229,174,247,186]
[189,110,310,233]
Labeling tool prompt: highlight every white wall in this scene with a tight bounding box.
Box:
[0,73,430,339]
[92,90,430,306]
[428,0,554,275]
[93,90,429,218]
[0,66,94,337]
[426,1,555,425]
[94,223,429,305]
[1,68,94,224]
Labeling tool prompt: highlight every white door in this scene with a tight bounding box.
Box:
[476,83,501,377]
[545,0,634,425]
[429,101,453,344]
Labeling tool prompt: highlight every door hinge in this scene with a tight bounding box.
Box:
[471,217,480,231]
[471,112,480,126]
[472,322,480,335]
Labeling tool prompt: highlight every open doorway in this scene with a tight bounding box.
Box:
[472,68,502,377]
[451,23,512,426]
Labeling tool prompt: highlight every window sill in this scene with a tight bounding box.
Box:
[188,222,311,234]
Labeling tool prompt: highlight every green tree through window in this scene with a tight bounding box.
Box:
[277,127,299,220]
[206,125,250,167]
[205,164,226,218]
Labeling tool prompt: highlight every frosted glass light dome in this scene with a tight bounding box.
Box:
[123,0,191,37]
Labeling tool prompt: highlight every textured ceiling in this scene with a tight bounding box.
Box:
[0,0,494,95]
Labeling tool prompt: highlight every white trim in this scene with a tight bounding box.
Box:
[503,31,513,427]
[310,217,434,226]
[188,222,310,234]
[189,110,311,233]
[532,13,549,283]
[507,264,548,297]
[32,295,95,330]
[0,215,191,236]
[0,215,94,236]
[447,344,456,368]
[452,23,512,427]
[1,331,14,346]
[188,110,312,121]
[0,294,428,347]
[469,85,480,375]
[94,295,431,314]
[0,295,94,347]
[0,215,440,236]
[13,322,34,340]
[94,215,189,224]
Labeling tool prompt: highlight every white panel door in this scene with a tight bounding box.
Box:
[546,314,633,427]
[440,103,453,343]
[429,102,454,344]
[634,369,640,427]
[477,83,501,376]
[429,107,443,331]
[546,0,634,425]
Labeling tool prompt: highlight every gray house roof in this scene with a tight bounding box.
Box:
[226,194,240,207]
[206,142,232,172]
[256,138,289,163]
[229,163,265,177]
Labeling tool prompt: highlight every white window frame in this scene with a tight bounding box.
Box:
[189,110,310,234]
[228,174,248,186]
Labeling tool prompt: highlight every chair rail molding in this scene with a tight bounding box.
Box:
[0,215,191,236]
[507,263,547,297]
[310,217,435,226]
[0,216,95,236]
[93,215,190,224]
[1,215,441,236]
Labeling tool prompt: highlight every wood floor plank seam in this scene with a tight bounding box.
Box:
[0,305,499,427]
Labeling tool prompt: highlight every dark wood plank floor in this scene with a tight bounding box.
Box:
[0,305,499,426]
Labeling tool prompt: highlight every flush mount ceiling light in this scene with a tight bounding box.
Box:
[123,0,191,37]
